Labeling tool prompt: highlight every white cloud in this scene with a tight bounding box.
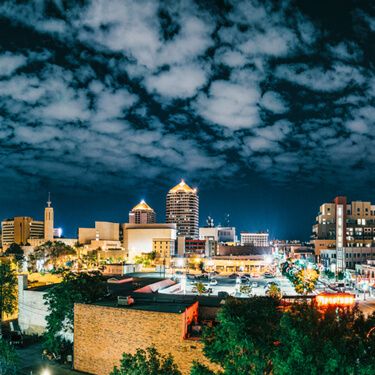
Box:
[0,52,27,76]
[145,65,208,98]
[275,63,365,92]
[260,91,289,113]
[196,80,260,129]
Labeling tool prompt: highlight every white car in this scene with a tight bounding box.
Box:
[251,282,258,288]
[209,279,218,286]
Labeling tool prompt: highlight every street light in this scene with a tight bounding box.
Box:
[40,369,51,375]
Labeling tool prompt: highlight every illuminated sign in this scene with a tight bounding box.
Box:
[315,293,355,307]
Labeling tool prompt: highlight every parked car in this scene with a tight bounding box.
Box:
[251,281,259,288]
[263,272,275,278]
[209,279,218,286]
[228,273,240,279]
[186,274,196,280]
[240,275,250,283]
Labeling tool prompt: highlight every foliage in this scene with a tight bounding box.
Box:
[266,283,282,299]
[0,339,17,375]
[197,297,375,375]
[4,244,24,272]
[199,261,205,273]
[34,241,76,269]
[272,304,375,375]
[111,346,181,375]
[194,282,207,295]
[190,362,217,375]
[0,261,17,336]
[239,284,252,296]
[43,271,107,356]
[81,250,99,269]
[293,269,319,295]
[201,297,281,375]
[337,271,345,281]
[134,251,156,267]
[324,270,335,280]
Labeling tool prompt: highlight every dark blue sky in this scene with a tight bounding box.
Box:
[0,0,374,240]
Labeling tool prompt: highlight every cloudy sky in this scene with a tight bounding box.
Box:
[0,0,374,239]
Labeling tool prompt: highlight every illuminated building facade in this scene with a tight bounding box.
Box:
[166,180,199,239]
[312,196,375,258]
[1,217,44,249]
[129,200,156,224]
[240,232,269,247]
[44,194,54,242]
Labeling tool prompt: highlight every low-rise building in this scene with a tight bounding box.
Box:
[199,226,236,243]
[123,223,177,261]
[240,232,269,247]
[74,299,217,375]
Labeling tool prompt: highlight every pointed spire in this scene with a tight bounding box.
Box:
[47,192,51,208]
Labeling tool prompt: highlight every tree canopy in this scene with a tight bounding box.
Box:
[34,241,76,270]
[0,261,17,337]
[194,297,375,375]
[4,244,24,272]
[0,339,17,375]
[43,271,107,355]
[111,346,181,375]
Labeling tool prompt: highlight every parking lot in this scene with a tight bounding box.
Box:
[160,273,302,297]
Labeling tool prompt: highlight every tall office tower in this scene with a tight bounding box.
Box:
[166,180,199,238]
[44,193,54,242]
[129,200,156,224]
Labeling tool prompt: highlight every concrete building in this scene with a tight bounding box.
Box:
[153,238,175,264]
[199,226,236,243]
[166,180,199,239]
[312,196,375,257]
[241,232,269,247]
[321,247,375,271]
[123,223,177,260]
[17,275,49,335]
[129,200,156,224]
[44,194,54,242]
[79,221,120,244]
[1,217,44,249]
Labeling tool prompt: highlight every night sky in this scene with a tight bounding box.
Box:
[0,0,374,240]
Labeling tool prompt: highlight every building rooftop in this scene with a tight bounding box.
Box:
[131,200,154,211]
[169,180,196,194]
[94,300,194,314]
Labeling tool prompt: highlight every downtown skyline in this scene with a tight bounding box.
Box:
[0,0,374,240]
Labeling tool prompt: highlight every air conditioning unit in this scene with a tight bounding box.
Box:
[117,296,134,306]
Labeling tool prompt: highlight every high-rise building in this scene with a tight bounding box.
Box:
[166,180,199,239]
[129,200,156,224]
[1,217,44,249]
[44,193,54,242]
[311,196,375,256]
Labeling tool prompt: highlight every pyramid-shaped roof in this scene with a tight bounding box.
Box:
[169,180,196,193]
[132,200,154,211]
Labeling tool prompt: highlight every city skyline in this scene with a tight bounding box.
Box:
[0,0,374,240]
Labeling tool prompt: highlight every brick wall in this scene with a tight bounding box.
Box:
[74,303,217,375]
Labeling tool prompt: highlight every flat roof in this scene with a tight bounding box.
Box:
[93,300,194,314]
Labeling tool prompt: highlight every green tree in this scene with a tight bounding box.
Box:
[190,362,216,375]
[0,261,17,338]
[293,269,319,295]
[239,284,252,296]
[266,283,282,299]
[4,244,24,272]
[0,339,18,375]
[35,241,76,270]
[111,346,181,375]
[273,303,375,375]
[194,282,207,295]
[43,271,107,356]
[199,261,205,273]
[201,297,281,375]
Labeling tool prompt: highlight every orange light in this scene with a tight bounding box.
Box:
[316,293,355,307]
